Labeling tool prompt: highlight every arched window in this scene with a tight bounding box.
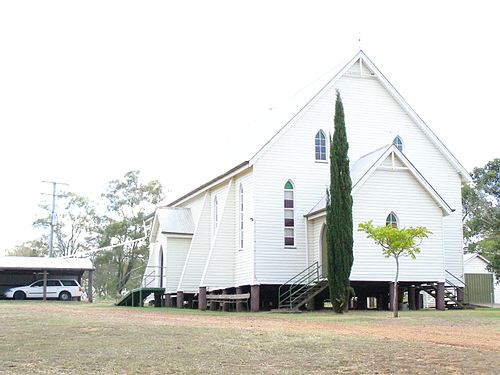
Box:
[239,184,244,249]
[213,196,218,232]
[284,180,295,246]
[386,212,399,228]
[315,130,327,161]
[393,136,403,152]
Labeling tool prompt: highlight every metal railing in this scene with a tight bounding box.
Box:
[278,262,323,309]
[445,269,469,304]
[116,265,166,305]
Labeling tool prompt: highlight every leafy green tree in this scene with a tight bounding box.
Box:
[33,192,98,257]
[463,158,499,281]
[326,90,354,314]
[95,170,163,296]
[358,221,431,317]
[7,240,48,257]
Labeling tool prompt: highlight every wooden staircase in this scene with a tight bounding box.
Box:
[116,287,165,307]
[275,262,328,311]
[421,271,472,310]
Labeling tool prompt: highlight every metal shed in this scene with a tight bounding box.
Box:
[0,256,94,302]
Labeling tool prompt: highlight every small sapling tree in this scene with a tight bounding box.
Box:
[358,221,431,317]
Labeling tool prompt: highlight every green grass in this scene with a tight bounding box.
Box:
[0,301,499,374]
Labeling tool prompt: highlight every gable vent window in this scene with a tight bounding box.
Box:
[315,130,327,161]
[393,136,403,152]
[386,212,399,228]
[284,180,295,247]
[239,184,244,249]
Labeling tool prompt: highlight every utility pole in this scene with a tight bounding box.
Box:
[42,181,68,257]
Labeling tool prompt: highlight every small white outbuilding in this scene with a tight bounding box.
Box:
[463,253,499,305]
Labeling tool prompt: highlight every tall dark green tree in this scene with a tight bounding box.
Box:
[326,90,354,313]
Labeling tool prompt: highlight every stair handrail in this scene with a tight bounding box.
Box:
[116,265,166,300]
[278,262,321,309]
[445,270,465,287]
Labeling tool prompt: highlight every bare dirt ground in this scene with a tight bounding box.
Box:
[1,302,499,374]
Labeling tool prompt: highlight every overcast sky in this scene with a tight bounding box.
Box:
[0,1,498,254]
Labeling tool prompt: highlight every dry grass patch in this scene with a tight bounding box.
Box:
[0,301,499,374]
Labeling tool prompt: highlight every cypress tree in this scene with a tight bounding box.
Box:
[326,90,354,313]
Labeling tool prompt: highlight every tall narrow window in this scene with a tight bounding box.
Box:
[315,130,327,161]
[239,184,244,249]
[393,136,403,152]
[386,212,399,228]
[284,180,295,247]
[213,196,218,232]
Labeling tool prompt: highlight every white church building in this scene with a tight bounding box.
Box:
[143,50,470,311]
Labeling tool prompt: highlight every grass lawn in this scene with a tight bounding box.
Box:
[0,301,499,374]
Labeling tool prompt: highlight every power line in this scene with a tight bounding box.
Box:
[42,181,68,257]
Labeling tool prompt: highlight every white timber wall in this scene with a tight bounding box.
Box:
[252,58,463,284]
[164,236,191,293]
[253,105,330,284]
[177,194,211,293]
[335,66,463,278]
[234,169,255,286]
[465,257,491,274]
[352,166,444,282]
[201,180,235,290]
[180,195,205,227]
[142,242,161,287]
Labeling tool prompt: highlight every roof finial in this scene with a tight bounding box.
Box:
[358,32,362,51]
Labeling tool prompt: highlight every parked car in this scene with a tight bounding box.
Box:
[3,279,83,301]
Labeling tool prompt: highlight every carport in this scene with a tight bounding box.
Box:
[0,256,94,302]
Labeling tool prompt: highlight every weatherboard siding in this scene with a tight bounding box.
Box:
[180,194,205,228]
[201,180,235,290]
[164,236,191,293]
[253,105,331,284]
[335,73,464,277]
[352,167,444,282]
[234,169,255,286]
[252,63,460,284]
[177,194,211,293]
[149,54,464,290]
[142,242,161,288]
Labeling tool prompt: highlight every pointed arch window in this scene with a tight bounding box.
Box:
[284,180,295,247]
[239,184,244,249]
[213,196,218,233]
[315,130,327,161]
[393,136,403,152]
[386,212,399,228]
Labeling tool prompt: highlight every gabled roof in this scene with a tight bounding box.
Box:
[306,144,453,218]
[153,207,195,236]
[168,50,470,207]
[168,161,249,207]
[464,252,491,265]
[249,50,471,183]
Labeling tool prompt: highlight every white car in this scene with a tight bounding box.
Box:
[3,279,83,301]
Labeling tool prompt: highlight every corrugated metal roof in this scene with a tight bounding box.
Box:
[306,144,452,217]
[156,207,195,235]
[306,145,389,216]
[350,145,390,188]
[0,256,94,271]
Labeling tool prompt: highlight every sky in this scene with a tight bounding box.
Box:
[0,1,498,254]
